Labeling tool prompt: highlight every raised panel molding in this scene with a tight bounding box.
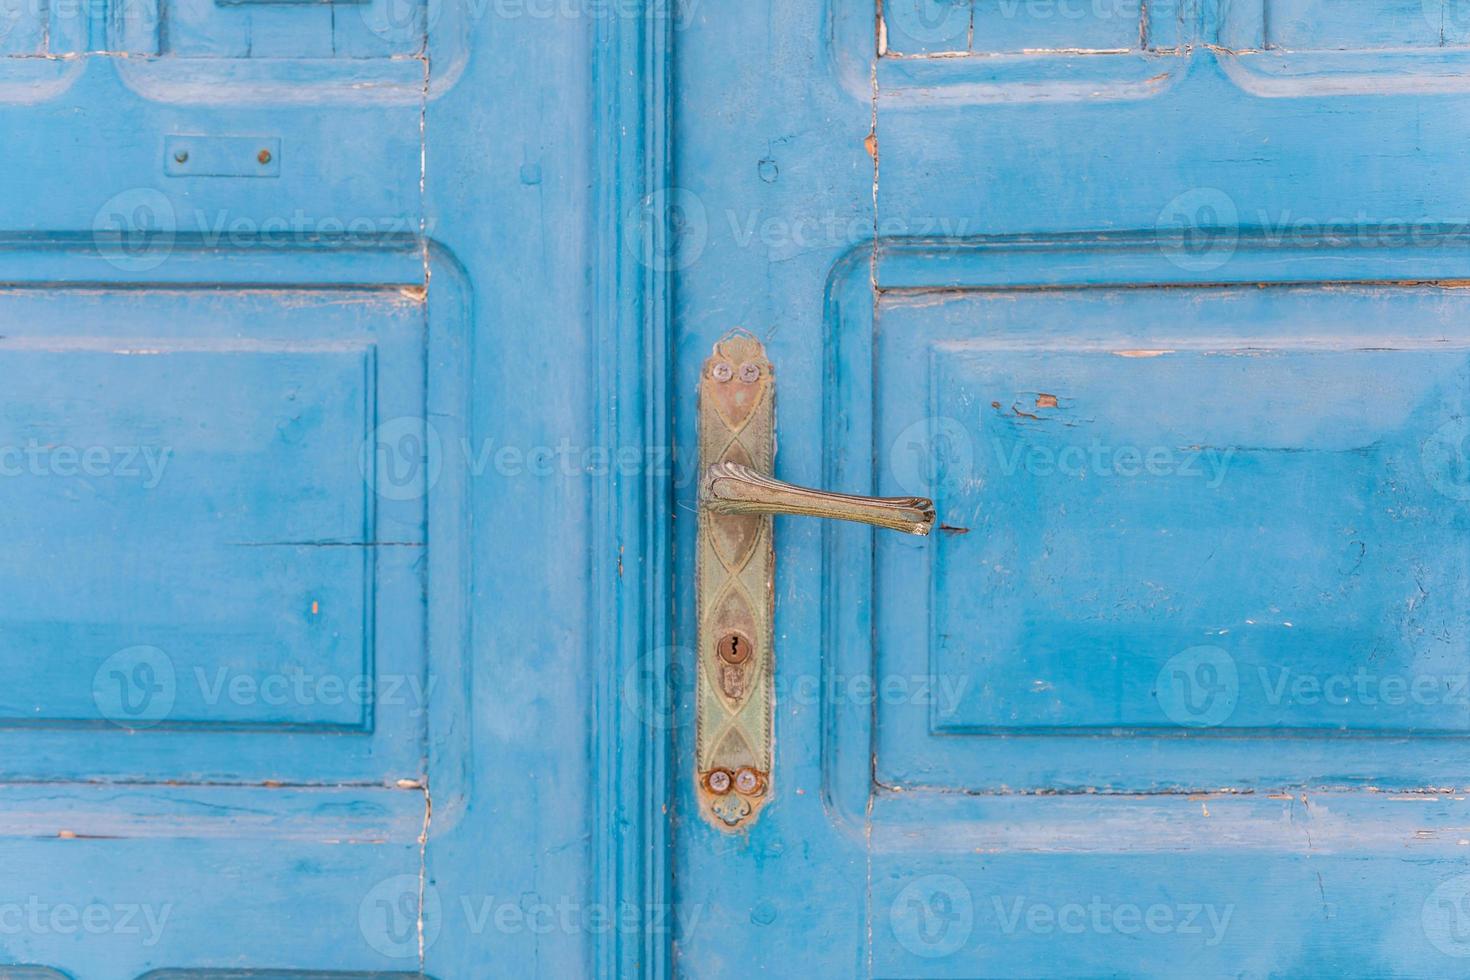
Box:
[0,239,471,811]
[1216,0,1470,94]
[833,1,1194,105]
[823,230,1470,832]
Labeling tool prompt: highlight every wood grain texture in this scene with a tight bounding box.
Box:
[0,0,654,968]
[670,1,1470,977]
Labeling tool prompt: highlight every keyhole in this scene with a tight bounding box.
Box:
[717,631,752,665]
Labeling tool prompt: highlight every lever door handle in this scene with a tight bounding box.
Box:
[694,331,936,830]
[701,461,935,535]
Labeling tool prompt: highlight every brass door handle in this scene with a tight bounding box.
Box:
[694,331,936,831]
[701,461,935,535]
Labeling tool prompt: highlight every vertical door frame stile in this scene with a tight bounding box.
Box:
[590,0,674,976]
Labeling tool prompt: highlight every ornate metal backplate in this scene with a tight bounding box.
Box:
[695,331,774,830]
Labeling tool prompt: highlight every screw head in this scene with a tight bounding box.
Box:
[710,361,733,382]
[257,149,273,165]
[173,149,189,164]
[735,768,763,795]
[706,769,732,794]
[738,362,761,383]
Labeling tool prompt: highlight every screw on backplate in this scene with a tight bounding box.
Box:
[735,768,763,796]
[257,149,273,165]
[738,362,761,383]
[173,149,189,164]
[710,361,733,383]
[706,769,732,794]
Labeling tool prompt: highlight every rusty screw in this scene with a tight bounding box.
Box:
[738,362,761,383]
[173,149,189,164]
[735,768,763,796]
[257,149,273,165]
[706,769,732,794]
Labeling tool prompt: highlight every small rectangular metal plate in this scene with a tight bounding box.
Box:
[165,136,281,178]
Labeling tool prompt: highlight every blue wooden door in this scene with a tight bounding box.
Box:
[671,1,1470,975]
[0,0,635,975]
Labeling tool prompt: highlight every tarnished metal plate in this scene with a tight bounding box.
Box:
[695,330,774,830]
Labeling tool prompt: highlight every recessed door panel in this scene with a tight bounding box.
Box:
[864,278,1470,791]
[0,285,429,783]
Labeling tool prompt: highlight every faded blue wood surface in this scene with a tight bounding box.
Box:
[672,1,1470,978]
[11,0,1470,975]
[0,0,661,973]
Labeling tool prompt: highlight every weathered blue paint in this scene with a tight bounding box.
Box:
[0,0,663,975]
[672,1,1470,977]
[13,0,1470,975]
